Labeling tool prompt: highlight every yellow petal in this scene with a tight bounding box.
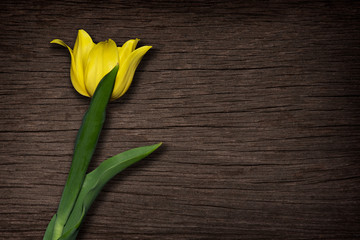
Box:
[51,39,90,97]
[84,39,119,96]
[117,47,123,60]
[118,39,139,67]
[111,46,151,100]
[51,39,71,49]
[73,29,95,75]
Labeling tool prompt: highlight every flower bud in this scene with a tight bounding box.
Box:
[51,29,151,100]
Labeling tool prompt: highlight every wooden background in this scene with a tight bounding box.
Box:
[0,0,359,239]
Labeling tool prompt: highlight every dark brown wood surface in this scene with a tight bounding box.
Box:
[1,0,360,239]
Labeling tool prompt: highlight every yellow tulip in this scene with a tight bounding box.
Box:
[51,29,151,100]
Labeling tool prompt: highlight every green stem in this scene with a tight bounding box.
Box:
[51,65,119,240]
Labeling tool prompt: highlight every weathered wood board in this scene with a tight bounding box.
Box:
[0,1,359,239]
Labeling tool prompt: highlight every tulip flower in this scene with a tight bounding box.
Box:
[44,30,161,240]
[51,29,151,100]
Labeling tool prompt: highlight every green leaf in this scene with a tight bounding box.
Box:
[51,65,119,240]
[59,143,162,240]
[43,214,56,240]
[58,206,85,240]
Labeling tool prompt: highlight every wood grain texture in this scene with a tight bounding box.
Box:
[1,0,360,239]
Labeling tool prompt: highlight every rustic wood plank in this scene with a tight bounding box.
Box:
[0,0,359,239]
